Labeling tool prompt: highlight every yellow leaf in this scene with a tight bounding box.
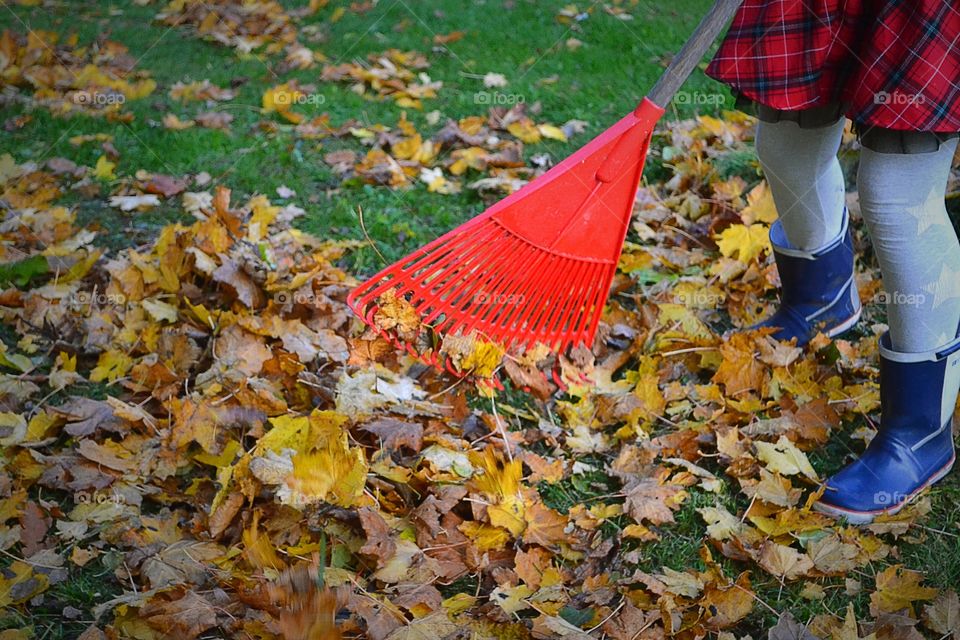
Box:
[716,223,770,263]
[0,561,48,607]
[89,349,133,383]
[507,120,541,144]
[391,134,422,160]
[870,565,938,615]
[458,520,512,551]
[262,83,304,123]
[470,448,525,537]
[93,155,116,180]
[741,181,778,224]
[141,297,179,323]
[754,435,820,482]
[280,435,368,508]
[537,124,567,141]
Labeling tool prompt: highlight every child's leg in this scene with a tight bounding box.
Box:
[857,136,960,353]
[755,115,846,250]
[745,105,860,345]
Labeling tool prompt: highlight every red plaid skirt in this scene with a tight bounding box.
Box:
[706,0,960,131]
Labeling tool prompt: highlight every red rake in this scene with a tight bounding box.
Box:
[348,0,742,386]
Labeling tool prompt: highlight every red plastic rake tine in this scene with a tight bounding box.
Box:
[540,259,594,342]
[417,233,507,321]
[471,239,545,330]
[453,238,537,336]
[521,256,589,350]
[495,253,560,348]
[573,263,616,348]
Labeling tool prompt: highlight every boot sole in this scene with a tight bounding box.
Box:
[812,451,956,525]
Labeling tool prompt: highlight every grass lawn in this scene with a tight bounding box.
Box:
[0,0,726,271]
[3,1,960,638]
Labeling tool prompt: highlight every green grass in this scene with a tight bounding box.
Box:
[0,0,728,270]
[0,556,123,638]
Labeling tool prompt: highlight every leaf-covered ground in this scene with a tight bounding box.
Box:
[1,1,960,639]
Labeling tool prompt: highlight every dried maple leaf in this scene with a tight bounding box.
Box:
[623,477,687,526]
[757,541,814,581]
[870,565,938,616]
[716,223,771,263]
[754,435,820,482]
[712,333,767,396]
[373,289,421,342]
[361,418,423,452]
[922,590,960,638]
[469,448,525,537]
[279,437,368,509]
[767,612,820,640]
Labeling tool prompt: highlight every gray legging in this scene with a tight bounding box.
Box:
[754,110,960,354]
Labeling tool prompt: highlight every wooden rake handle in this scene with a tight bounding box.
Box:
[646,0,743,109]
[594,0,742,184]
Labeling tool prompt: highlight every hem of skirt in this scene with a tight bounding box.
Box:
[707,74,960,135]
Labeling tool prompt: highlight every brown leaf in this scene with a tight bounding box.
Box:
[712,333,767,396]
[76,626,106,640]
[514,546,552,590]
[213,260,265,308]
[701,571,753,629]
[923,590,960,638]
[144,174,188,198]
[502,358,553,399]
[623,477,687,526]
[359,508,397,568]
[195,111,234,130]
[54,397,125,437]
[757,541,814,581]
[207,492,244,539]
[19,501,50,557]
[391,582,442,615]
[76,439,135,472]
[361,418,423,452]
[141,540,223,589]
[768,612,820,640]
[139,589,218,640]
[522,499,570,546]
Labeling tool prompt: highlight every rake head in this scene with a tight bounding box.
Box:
[347,101,664,386]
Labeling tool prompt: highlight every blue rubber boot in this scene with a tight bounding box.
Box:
[757,210,861,346]
[814,331,960,524]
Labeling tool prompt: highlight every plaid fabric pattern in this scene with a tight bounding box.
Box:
[706,0,960,132]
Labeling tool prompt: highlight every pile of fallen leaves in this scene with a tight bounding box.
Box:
[0,29,156,121]
[2,97,960,639]
[326,105,579,195]
[321,49,442,109]
[155,0,319,70]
